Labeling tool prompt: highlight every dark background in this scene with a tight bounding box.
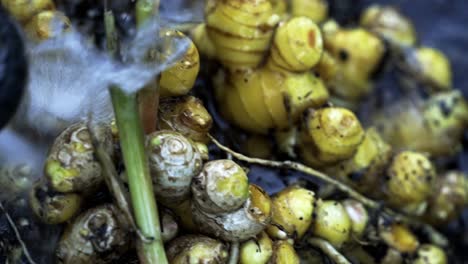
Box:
[359,0,468,98]
[1,0,468,263]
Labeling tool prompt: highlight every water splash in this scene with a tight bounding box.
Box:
[1,5,203,262]
[12,16,191,138]
[160,0,205,24]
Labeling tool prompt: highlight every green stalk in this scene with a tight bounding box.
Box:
[105,11,168,264]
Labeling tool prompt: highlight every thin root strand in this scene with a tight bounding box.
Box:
[208,134,448,247]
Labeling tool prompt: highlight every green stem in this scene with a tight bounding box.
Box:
[105,11,168,264]
[110,89,167,264]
